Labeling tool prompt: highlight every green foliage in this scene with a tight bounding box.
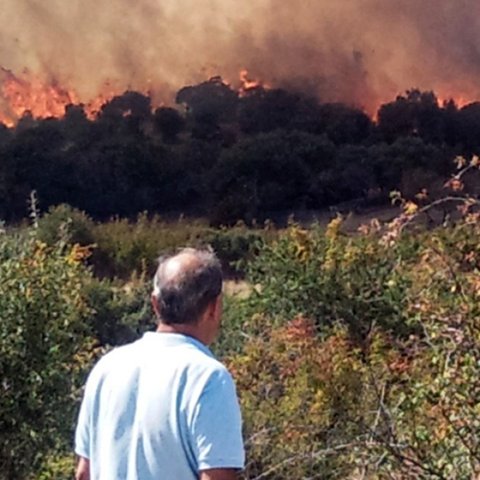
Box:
[212,292,254,358]
[153,107,186,143]
[243,220,416,338]
[35,453,76,480]
[2,174,480,479]
[377,89,446,144]
[202,224,269,276]
[85,275,155,347]
[0,230,96,479]
[223,217,480,478]
[376,221,480,478]
[36,204,95,247]
[1,85,478,225]
[211,130,332,224]
[91,213,198,278]
[91,214,269,279]
[228,316,373,479]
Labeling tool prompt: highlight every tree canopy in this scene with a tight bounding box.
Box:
[0,83,477,224]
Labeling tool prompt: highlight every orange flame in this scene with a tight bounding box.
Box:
[0,66,477,127]
[0,68,120,126]
[0,68,79,126]
[238,69,270,96]
[369,93,475,122]
[82,83,117,118]
[437,95,471,109]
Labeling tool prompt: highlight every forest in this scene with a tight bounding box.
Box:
[1,79,480,225]
[0,79,480,479]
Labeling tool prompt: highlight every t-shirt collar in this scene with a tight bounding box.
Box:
[142,331,214,358]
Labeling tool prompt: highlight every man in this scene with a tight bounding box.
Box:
[75,248,245,480]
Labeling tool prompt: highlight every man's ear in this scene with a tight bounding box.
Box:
[151,294,160,318]
[203,299,216,321]
[202,297,221,324]
[210,294,223,321]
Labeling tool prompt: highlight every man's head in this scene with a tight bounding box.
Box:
[151,248,223,344]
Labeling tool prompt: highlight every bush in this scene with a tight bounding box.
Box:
[84,275,155,347]
[229,317,368,478]
[5,193,479,478]
[202,224,270,277]
[90,214,271,279]
[222,216,480,478]
[90,214,208,278]
[242,220,417,339]
[36,204,95,247]
[0,230,96,479]
[35,453,76,480]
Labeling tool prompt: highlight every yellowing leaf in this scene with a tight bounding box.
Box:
[404,201,418,215]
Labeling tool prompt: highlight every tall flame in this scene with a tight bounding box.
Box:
[238,69,270,96]
[0,66,477,127]
[0,68,78,126]
[0,68,120,126]
[1,0,480,122]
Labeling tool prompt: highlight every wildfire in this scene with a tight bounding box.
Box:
[0,68,118,127]
[437,95,471,109]
[238,69,270,96]
[368,92,474,122]
[82,82,117,118]
[0,68,79,126]
[0,66,477,127]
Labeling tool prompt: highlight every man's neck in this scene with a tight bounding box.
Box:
[156,322,207,345]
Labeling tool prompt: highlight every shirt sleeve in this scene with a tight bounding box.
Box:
[191,368,245,471]
[74,371,95,459]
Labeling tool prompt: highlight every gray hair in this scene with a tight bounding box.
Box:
[152,248,223,325]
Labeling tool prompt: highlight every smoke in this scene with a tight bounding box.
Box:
[1,0,480,113]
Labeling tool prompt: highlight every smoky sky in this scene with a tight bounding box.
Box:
[1,0,480,111]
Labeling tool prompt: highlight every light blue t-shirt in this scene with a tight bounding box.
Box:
[75,332,245,480]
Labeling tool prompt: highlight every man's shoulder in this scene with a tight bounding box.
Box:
[190,355,236,398]
[88,340,139,379]
[159,334,228,375]
[196,355,231,382]
[171,341,234,393]
[87,335,233,389]
[180,344,229,378]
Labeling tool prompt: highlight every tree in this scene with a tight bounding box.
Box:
[368,137,452,196]
[153,107,185,143]
[377,90,445,144]
[238,88,301,134]
[98,91,152,136]
[330,145,376,204]
[176,77,238,123]
[317,103,373,145]
[454,102,480,152]
[99,91,151,120]
[210,131,329,224]
[71,139,173,218]
[61,104,91,140]
[0,119,73,220]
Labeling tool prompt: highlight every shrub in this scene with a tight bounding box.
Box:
[202,224,270,277]
[35,453,76,480]
[36,204,95,247]
[242,220,418,339]
[90,213,271,279]
[84,275,155,347]
[227,315,419,479]
[0,230,96,479]
[91,213,208,278]
[223,216,480,478]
